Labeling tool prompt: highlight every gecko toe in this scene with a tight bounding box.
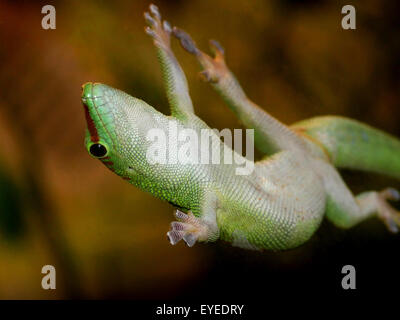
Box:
[173,27,199,55]
[209,39,225,56]
[183,233,198,247]
[167,230,184,245]
[174,209,190,221]
[163,20,172,34]
[388,220,399,233]
[149,4,161,20]
[385,188,400,201]
[144,12,157,27]
[167,221,198,247]
[144,26,156,38]
[170,221,186,231]
[199,70,219,83]
[377,189,400,233]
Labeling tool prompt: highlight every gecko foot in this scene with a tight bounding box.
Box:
[144,4,172,51]
[377,188,400,233]
[172,27,229,83]
[167,209,211,247]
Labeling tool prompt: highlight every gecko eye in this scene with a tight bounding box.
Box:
[89,143,108,158]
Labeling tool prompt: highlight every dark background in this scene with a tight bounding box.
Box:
[0,0,399,302]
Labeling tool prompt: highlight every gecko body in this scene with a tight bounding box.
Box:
[81,5,400,250]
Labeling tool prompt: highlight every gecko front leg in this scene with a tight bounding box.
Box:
[167,192,220,247]
[144,4,195,119]
[167,209,218,247]
[144,4,171,52]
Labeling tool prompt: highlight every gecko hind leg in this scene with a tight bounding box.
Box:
[167,210,211,247]
[319,158,400,232]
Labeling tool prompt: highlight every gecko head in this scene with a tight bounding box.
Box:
[81,82,158,180]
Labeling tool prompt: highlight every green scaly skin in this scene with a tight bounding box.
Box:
[81,4,400,251]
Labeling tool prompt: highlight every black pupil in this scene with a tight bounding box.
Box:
[90,144,107,158]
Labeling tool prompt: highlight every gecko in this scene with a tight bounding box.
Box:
[81,4,400,251]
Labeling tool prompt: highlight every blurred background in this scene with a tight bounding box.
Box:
[0,0,399,300]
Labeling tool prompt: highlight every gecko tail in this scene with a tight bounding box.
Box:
[292,115,400,180]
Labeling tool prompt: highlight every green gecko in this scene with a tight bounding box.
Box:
[81,4,400,251]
